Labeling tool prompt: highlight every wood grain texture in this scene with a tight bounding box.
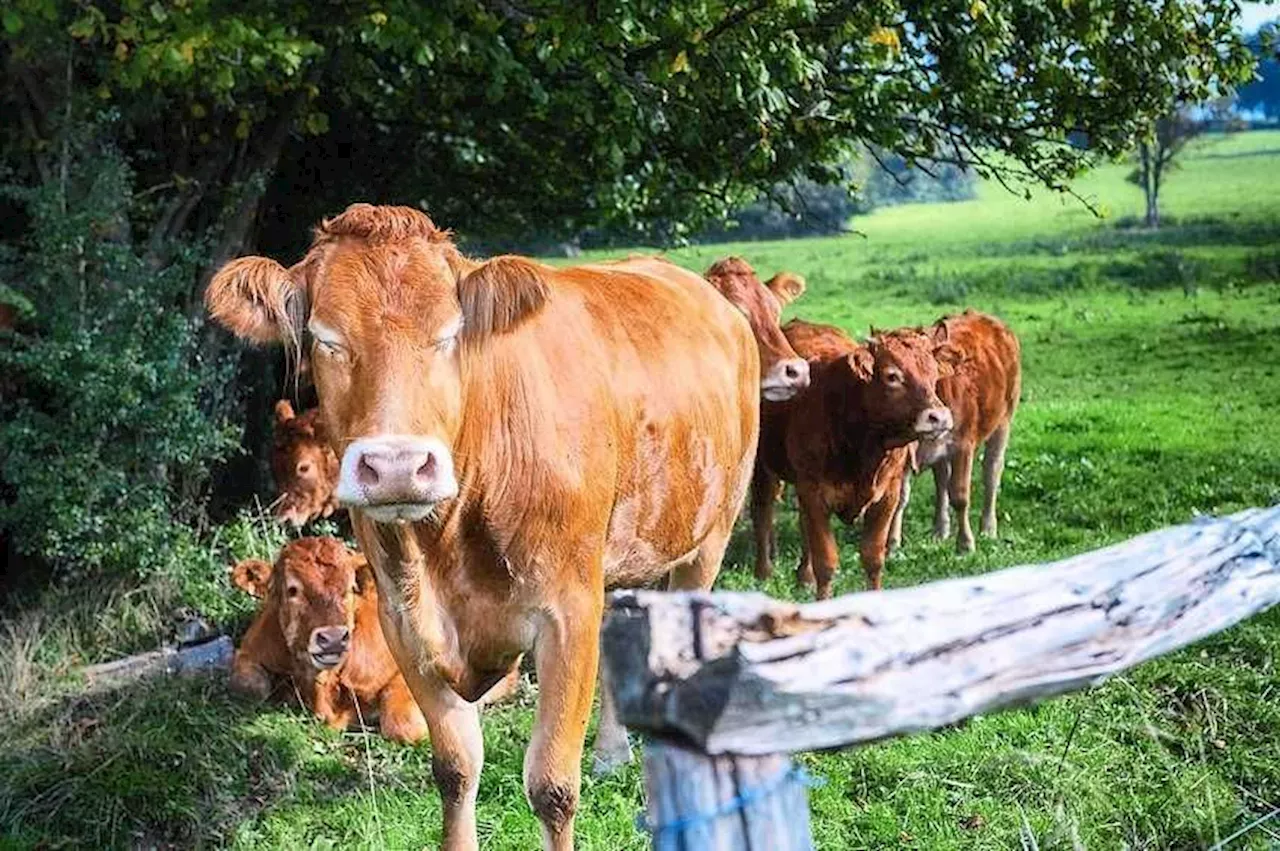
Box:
[642,740,813,851]
[603,504,1280,755]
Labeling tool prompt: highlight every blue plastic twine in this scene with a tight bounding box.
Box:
[637,764,826,837]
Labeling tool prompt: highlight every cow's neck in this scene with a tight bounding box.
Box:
[357,500,527,702]
[826,381,898,483]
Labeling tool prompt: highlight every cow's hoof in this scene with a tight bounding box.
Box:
[591,741,633,777]
[956,538,976,555]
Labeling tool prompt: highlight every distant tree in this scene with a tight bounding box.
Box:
[1128,110,1203,229]
[1128,100,1236,228]
[1237,23,1280,120]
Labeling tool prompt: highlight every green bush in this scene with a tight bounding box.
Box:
[0,134,239,589]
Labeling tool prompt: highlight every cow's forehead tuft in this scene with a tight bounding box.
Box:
[314,204,447,246]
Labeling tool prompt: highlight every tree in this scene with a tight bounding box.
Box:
[1128,98,1239,229]
[2,1,1261,261]
[1128,110,1203,229]
[0,0,1264,580]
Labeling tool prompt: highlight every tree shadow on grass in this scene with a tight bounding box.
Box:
[0,674,434,849]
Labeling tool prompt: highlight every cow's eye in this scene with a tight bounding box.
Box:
[286,585,300,598]
[884,369,904,387]
[315,339,347,360]
[432,333,459,355]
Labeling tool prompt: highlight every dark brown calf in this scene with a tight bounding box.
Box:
[752,320,957,598]
[892,310,1021,553]
[229,536,428,743]
[270,400,340,527]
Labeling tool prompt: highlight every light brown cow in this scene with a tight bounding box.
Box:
[891,310,1021,553]
[205,204,759,851]
[270,400,340,527]
[229,536,429,743]
[703,257,809,400]
[752,320,957,599]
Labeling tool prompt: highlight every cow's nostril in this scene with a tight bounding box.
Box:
[316,626,350,650]
[356,456,379,487]
[416,453,437,482]
[781,360,809,384]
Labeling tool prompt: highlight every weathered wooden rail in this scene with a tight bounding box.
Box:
[602,504,1280,849]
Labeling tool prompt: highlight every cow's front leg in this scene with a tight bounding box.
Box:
[402,665,484,851]
[750,463,780,580]
[889,472,910,554]
[796,482,838,599]
[860,488,902,591]
[377,675,429,744]
[228,655,275,701]
[592,662,631,775]
[528,588,601,851]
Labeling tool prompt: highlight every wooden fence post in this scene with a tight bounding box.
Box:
[641,739,812,850]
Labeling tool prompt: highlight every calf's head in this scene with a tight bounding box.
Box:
[232,537,371,671]
[704,257,810,401]
[841,329,959,447]
[271,401,339,527]
[207,204,549,524]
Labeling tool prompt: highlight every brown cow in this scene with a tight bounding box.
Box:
[752,320,957,599]
[703,257,809,400]
[229,536,429,743]
[205,204,759,850]
[890,310,1021,553]
[271,400,340,527]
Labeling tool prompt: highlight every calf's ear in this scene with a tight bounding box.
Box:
[765,272,806,306]
[351,554,376,594]
[934,342,963,377]
[846,347,875,381]
[206,256,307,346]
[231,559,273,598]
[458,256,549,340]
[273,399,296,425]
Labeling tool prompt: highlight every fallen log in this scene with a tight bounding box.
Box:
[82,634,234,691]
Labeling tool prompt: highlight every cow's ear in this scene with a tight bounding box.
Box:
[273,399,296,425]
[206,256,307,346]
[765,272,806,306]
[231,559,273,598]
[934,342,963,377]
[458,256,549,339]
[351,554,376,594]
[846,347,875,381]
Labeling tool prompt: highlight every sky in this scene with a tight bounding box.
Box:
[1240,2,1278,33]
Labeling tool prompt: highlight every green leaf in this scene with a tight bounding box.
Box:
[2,9,23,35]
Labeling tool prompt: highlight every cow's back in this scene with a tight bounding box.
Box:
[937,311,1021,443]
[458,257,759,588]
[783,319,858,362]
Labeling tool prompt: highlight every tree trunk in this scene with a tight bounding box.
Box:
[1148,150,1164,230]
[1139,142,1159,229]
[194,85,309,317]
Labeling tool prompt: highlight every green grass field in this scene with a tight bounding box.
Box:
[4,132,1280,850]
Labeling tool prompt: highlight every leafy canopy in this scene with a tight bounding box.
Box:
[2,0,1258,244]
